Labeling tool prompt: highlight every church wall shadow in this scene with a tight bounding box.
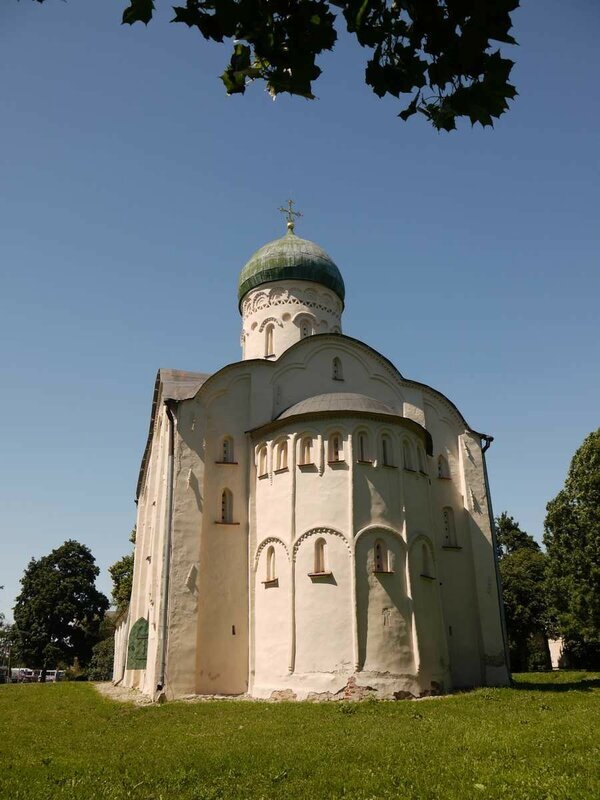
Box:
[511,676,600,693]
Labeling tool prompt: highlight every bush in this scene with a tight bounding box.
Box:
[88,637,114,681]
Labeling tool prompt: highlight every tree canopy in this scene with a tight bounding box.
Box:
[31,1,518,132]
[0,613,17,672]
[13,540,109,670]
[109,527,136,613]
[544,429,600,667]
[496,512,549,672]
[496,511,541,560]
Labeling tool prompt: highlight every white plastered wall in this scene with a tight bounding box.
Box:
[249,411,452,699]
[240,281,342,360]
[122,404,170,695]
[124,331,509,699]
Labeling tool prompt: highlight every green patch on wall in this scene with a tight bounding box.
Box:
[126,617,148,670]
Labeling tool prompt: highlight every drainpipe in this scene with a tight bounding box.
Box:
[480,434,511,678]
[156,400,176,694]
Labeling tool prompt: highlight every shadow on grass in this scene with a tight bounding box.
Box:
[511,676,600,693]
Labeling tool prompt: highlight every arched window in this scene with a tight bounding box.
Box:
[329,433,343,463]
[300,436,313,465]
[220,489,233,523]
[265,324,274,357]
[332,357,343,381]
[257,446,268,477]
[417,447,426,474]
[357,432,370,462]
[301,320,312,339]
[314,538,327,574]
[221,436,234,463]
[438,454,450,479]
[266,546,276,582]
[442,507,457,547]
[382,434,394,466]
[403,439,415,470]
[421,543,434,577]
[276,440,288,471]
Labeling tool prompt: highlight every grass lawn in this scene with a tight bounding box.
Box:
[1,672,599,800]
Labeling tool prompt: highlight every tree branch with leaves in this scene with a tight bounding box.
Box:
[31,1,518,131]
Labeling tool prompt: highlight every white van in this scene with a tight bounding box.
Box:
[11,668,35,683]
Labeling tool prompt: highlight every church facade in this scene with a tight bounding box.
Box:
[114,217,510,700]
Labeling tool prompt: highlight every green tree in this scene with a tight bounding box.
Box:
[544,429,600,668]
[13,540,109,674]
[109,527,136,613]
[0,614,18,679]
[88,619,117,681]
[88,638,115,681]
[496,512,549,671]
[30,1,518,132]
[496,512,541,560]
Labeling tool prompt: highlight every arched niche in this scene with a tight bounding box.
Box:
[407,536,446,688]
[354,527,413,675]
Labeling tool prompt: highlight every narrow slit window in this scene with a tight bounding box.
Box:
[443,507,457,547]
[258,446,268,476]
[438,455,450,479]
[300,436,313,465]
[266,546,276,582]
[417,447,426,474]
[265,324,274,356]
[403,440,414,470]
[222,436,234,463]
[220,489,233,523]
[357,432,368,462]
[332,357,343,381]
[422,543,433,577]
[276,440,288,471]
[382,435,393,466]
[314,538,326,574]
[374,539,387,572]
[329,433,342,462]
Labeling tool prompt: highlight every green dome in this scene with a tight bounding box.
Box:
[238,230,345,309]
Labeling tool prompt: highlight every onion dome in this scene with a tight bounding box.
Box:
[238,229,345,310]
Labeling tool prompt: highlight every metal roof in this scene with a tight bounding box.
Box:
[159,368,211,401]
[277,393,397,419]
[135,368,211,500]
[238,230,345,309]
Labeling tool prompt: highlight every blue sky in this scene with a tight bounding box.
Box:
[1,0,599,619]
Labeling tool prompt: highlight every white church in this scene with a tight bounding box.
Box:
[113,206,510,700]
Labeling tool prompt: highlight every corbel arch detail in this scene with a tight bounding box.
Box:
[354,524,407,549]
[254,537,290,570]
[408,532,436,558]
[258,316,284,332]
[293,527,350,561]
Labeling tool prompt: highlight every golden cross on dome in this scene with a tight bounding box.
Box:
[278,199,302,233]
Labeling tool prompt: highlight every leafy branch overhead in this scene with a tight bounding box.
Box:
[37,0,519,131]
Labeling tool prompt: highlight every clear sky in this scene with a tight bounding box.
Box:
[1,0,599,619]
